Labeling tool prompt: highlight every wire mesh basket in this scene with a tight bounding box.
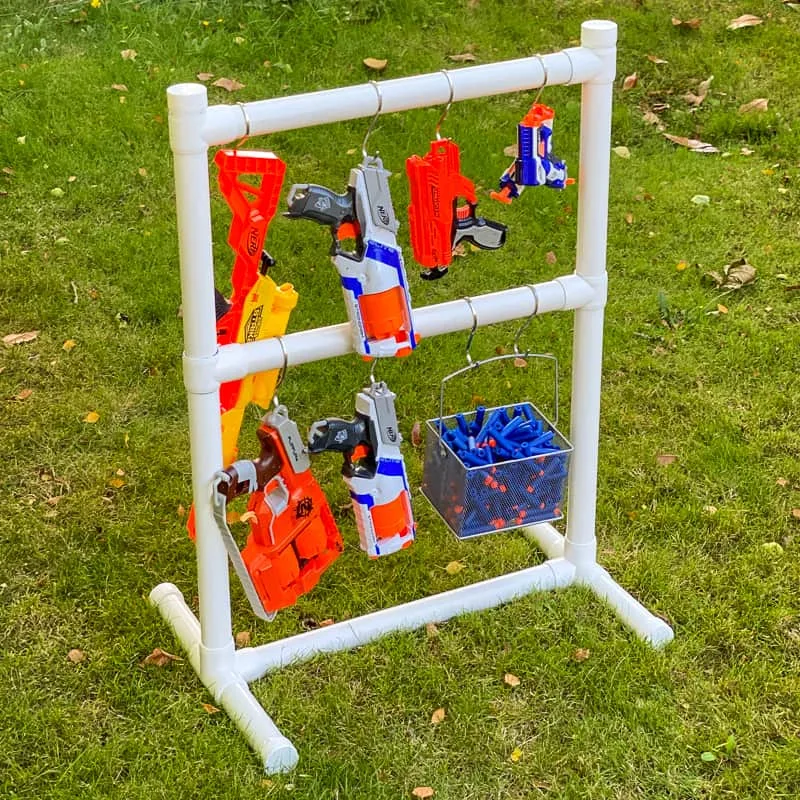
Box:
[422,401,571,539]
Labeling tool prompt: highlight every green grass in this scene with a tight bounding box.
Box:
[1,0,800,797]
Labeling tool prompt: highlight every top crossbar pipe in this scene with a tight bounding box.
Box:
[201,47,602,146]
[212,274,596,385]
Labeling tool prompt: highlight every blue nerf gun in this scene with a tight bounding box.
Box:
[285,155,418,359]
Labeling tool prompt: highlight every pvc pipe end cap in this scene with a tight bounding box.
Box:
[264,739,300,773]
[149,582,183,607]
[167,83,208,112]
[581,20,618,49]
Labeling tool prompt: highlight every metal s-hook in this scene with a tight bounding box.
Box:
[272,335,290,409]
[434,69,455,141]
[361,80,383,160]
[513,285,540,355]
[532,54,549,105]
[463,296,479,366]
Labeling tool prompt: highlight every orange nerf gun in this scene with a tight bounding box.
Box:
[212,405,344,619]
[214,149,298,466]
[406,138,507,280]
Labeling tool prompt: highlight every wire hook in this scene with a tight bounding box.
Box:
[513,285,540,355]
[463,297,479,366]
[434,69,455,141]
[272,335,290,409]
[361,80,383,160]
[532,54,549,105]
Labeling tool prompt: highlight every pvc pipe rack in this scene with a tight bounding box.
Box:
[151,20,674,775]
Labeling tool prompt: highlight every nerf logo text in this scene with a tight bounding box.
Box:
[376,204,390,226]
[246,226,260,256]
[244,305,263,342]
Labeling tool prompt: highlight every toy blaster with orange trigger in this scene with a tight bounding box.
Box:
[308,381,415,558]
[285,155,417,359]
[491,104,574,204]
[212,405,343,619]
[406,138,507,280]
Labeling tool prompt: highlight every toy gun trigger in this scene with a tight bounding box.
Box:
[452,203,508,252]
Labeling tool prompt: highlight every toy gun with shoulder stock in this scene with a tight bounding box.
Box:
[406,138,507,280]
[284,156,417,359]
[212,405,343,620]
[308,381,415,558]
[491,104,574,204]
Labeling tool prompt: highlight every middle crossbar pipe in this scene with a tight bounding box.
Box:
[215,273,596,384]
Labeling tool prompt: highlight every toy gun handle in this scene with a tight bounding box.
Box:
[285,184,358,246]
[307,416,374,476]
[216,426,282,502]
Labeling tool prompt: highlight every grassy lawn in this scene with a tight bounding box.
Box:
[1,0,800,797]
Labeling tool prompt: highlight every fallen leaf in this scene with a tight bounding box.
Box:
[625,212,634,224]
[62,339,76,351]
[430,707,446,725]
[452,243,467,258]
[741,147,754,155]
[572,648,591,662]
[138,167,148,177]
[412,788,434,799]
[201,702,220,714]
[647,54,668,64]
[14,388,33,401]
[108,477,125,489]
[738,98,768,114]
[67,648,86,663]
[363,57,388,71]
[503,143,518,157]
[691,194,710,205]
[426,623,439,638]
[656,453,678,466]
[504,673,521,687]
[703,505,718,514]
[411,421,422,447]
[663,133,719,153]
[622,72,638,90]
[445,560,465,575]
[177,503,186,518]
[510,747,523,763]
[698,75,714,95]
[545,251,557,265]
[120,49,137,60]
[141,647,183,667]
[727,14,762,30]
[213,77,244,92]
[676,261,688,271]
[83,411,100,423]
[792,508,800,520]
[672,17,702,29]
[612,145,631,159]
[239,510,257,524]
[683,92,706,107]
[513,357,528,368]
[448,53,476,63]
[642,110,663,128]
[777,478,789,487]
[196,72,214,81]
[703,258,756,289]
[50,187,64,197]
[3,330,39,347]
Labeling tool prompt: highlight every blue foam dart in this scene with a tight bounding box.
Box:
[473,406,487,434]
[455,413,470,435]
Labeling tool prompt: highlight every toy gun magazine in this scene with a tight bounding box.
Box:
[284,155,417,359]
[212,406,343,619]
[406,138,507,279]
[308,381,415,558]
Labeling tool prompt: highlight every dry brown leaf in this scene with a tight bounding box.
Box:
[3,330,39,346]
[426,622,439,638]
[504,673,521,687]
[201,702,220,714]
[411,421,422,447]
[642,110,663,128]
[14,388,33,401]
[213,77,244,92]
[196,72,214,82]
[683,92,705,107]
[656,453,678,466]
[2,166,15,175]
[572,647,591,662]
[503,143,518,158]
[177,504,186,518]
[672,17,702,29]
[363,57,388,71]
[545,251,557,265]
[448,53,476,63]
[111,83,128,92]
[62,339,76,351]
[739,98,768,114]
[717,303,729,314]
[108,477,125,489]
[412,788,434,799]
[120,49,137,60]
[625,212,634,224]
[662,133,719,153]
[777,478,789,487]
[513,357,527,368]
[239,510,257,524]
[445,560,465,575]
[138,167,147,177]
[430,707,446,725]
[704,258,756,289]
[319,618,335,627]
[647,54,668,64]
[141,647,183,667]
[67,648,85,663]
[792,509,800,520]
[727,14,762,30]
[452,243,467,258]
[622,72,638,90]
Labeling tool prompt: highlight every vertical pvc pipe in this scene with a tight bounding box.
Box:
[168,84,235,663]
[564,22,617,572]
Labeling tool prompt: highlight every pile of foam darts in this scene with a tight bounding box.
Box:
[437,403,569,536]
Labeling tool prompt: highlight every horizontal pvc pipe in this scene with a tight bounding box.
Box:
[236,558,576,681]
[523,522,565,560]
[203,48,601,146]
[215,274,595,384]
[580,566,674,647]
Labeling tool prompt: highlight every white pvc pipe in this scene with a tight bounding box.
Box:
[236,558,576,682]
[168,84,235,659]
[523,522,565,559]
[202,49,602,146]
[564,21,617,573]
[214,274,595,384]
[580,566,674,647]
